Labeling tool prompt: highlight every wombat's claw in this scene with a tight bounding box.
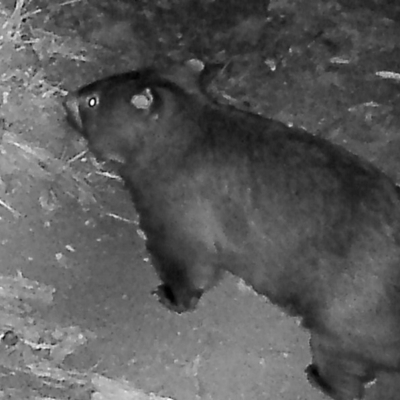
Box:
[152,284,175,308]
[152,284,188,313]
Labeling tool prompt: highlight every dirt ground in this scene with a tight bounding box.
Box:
[1,0,400,399]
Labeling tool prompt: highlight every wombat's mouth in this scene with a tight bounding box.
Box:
[94,148,126,164]
[63,94,83,133]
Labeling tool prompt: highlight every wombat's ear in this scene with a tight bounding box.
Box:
[130,88,153,110]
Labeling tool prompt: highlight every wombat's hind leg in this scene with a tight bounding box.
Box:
[306,333,374,400]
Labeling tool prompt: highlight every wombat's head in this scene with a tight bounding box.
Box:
[63,67,204,166]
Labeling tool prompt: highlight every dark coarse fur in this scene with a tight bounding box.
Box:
[64,64,400,400]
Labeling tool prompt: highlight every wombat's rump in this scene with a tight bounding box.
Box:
[64,64,400,400]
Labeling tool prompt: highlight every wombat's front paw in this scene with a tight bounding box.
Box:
[152,284,201,313]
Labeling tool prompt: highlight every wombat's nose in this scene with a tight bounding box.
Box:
[63,93,83,132]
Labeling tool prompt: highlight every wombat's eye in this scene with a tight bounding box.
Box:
[86,94,99,108]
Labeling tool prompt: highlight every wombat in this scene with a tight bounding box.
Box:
[63,64,400,400]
